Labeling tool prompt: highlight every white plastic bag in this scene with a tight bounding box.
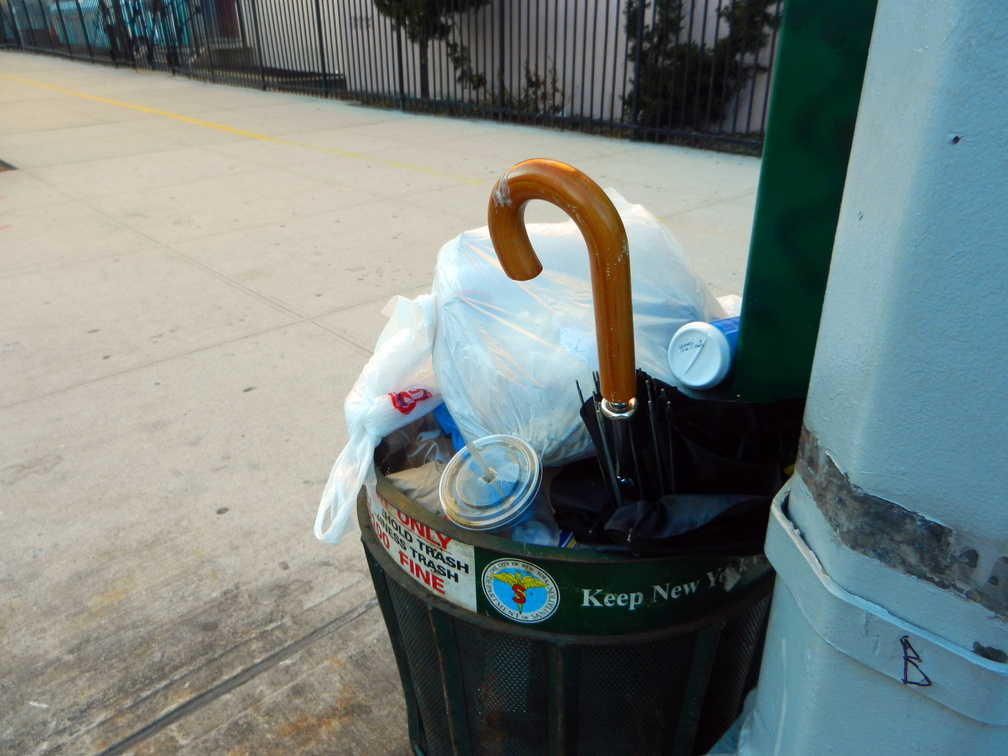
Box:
[314,294,440,544]
[432,190,724,466]
[316,190,726,543]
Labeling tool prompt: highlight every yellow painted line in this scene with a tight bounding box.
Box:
[1,73,485,184]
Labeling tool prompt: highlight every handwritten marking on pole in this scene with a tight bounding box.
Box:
[900,635,933,687]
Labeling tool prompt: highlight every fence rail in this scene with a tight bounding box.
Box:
[1,0,782,154]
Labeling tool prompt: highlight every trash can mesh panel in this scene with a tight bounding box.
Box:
[575,636,694,755]
[386,577,454,756]
[455,623,550,756]
[694,594,772,753]
[360,496,774,756]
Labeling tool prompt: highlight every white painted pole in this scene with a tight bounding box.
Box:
[739,1,1008,752]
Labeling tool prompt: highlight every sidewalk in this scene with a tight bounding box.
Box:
[0,50,761,755]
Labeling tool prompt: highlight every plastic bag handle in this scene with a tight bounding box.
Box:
[487,158,636,412]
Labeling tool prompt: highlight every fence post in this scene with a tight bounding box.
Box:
[247,0,267,90]
[313,0,329,95]
[395,22,406,110]
[197,3,219,83]
[74,0,94,61]
[496,0,505,114]
[51,0,72,57]
[629,0,646,141]
[3,2,24,47]
[111,0,136,68]
[31,0,55,55]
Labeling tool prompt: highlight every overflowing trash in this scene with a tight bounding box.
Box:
[315,158,802,557]
[320,158,799,756]
[432,188,723,466]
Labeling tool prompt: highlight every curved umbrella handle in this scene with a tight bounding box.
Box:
[487,158,636,417]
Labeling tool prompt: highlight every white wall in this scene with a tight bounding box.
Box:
[235,0,773,132]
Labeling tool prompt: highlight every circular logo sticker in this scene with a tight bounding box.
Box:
[482,559,560,624]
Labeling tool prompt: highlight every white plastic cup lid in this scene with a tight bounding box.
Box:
[439,434,543,532]
[667,320,737,390]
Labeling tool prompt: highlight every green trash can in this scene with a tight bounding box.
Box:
[360,470,773,756]
[357,157,778,754]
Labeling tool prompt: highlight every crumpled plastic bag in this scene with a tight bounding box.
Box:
[316,190,724,544]
[314,295,440,544]
[431,189,723,466]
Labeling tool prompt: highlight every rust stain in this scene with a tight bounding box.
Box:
[85,575,137,621]
[64,573,138,630]
[131,735,181,755]
[272,684,367,751]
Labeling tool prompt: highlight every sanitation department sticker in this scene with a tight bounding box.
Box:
[482,559,560,623]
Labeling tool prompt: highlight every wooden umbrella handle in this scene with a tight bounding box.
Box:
[487,158,636,414]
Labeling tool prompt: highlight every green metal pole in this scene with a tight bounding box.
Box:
[732,0,878,402]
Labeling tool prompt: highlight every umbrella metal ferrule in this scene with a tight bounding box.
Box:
[601,397,637,420]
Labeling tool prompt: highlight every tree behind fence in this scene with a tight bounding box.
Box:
[0,0,782,153]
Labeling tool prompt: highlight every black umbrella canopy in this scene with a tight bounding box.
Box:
[558,371,804,555]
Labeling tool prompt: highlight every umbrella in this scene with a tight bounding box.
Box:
[486,158,640,512]
[486,158,805,555]
[549,372,804,554]
[592,371,804,553]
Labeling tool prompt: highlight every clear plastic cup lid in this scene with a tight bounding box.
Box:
[439,434,542,532]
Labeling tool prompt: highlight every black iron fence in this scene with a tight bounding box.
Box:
[0,0,782,154]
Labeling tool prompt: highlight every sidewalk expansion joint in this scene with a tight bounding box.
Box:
[95,596,379,756]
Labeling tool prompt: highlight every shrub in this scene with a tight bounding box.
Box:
[625,0,780,134]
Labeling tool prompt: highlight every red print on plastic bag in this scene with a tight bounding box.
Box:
[389,388,433,415]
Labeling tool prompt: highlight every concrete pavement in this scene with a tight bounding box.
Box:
[0,51,761,755]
